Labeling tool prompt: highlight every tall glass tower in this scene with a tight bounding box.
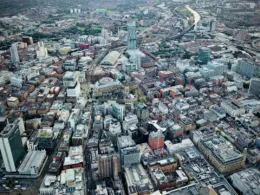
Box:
[10,43,20,63]
[0,119,25,172]
[127,21,137,50]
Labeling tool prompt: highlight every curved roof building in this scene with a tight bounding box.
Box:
[101,51,120,66]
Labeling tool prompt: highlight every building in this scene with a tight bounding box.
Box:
[18,150,47,175]
[149,167,188,190]
[136,103,149,122]
[209,105,226,119]
[148,131,165,150]
[39,168,85,195]
[164,139,194,155]
[98,153,120,179]
[116,136,141,168]
[109,119,121,135]
[236,59,260,79]
[123,114,138,131]
[147,120,167,133]
[36,41,48,59]
[124,164,154,195]
[198,135,246,173]
[248,78,260,97]
[148,157,177,172]
[122,63,138,72]
[208,62,226,75]
[63,59,77,71]
[93,77,122,98]
[112,103,125,122]
[120,146,140,167]
[0,119,26,172]
[101,51,120,67]
[63,146,84,170]
[37,128,56,152]
[10,43,20,63]
[127,21,137,50]
[221,100,245,117]
[63,71,78,88]
[7,97,19,108]
[230,168,260,195]
[197,47,210,64]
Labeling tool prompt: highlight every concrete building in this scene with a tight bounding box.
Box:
[248,78,260,97]
[221,100,245,117]
[197,47,210,64]
[136,103,149,122]
[209,105,226,119]
[10,43,20,63]
[18,150,47,175]
[39,167,85,195]
[111,103,125,122]
[37,128,56,152]
[98,153,120,179]
[109,119,121,135]
[148,131,165,151]
[236,59,260,79]
[0,118,26,172]
[164,139,194,155]
[63,59,77,71]
[208,62,226,75]
[230,168,260,195]
[124,164,154,195]
[198,135,246,173]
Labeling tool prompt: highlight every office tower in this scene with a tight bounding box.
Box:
[121,146,140,167]
[249,78,260,97]
[98,154,120,179]
[209,20,216,32]
[237,59,260,79]
[148,131,165,150]
[136,103,149,122]
[117,136,140,167]
[0,119,26,172]
[197,47,210,64]
[10,43,20,63]
[127,21,137,50]
[111,103,125,122]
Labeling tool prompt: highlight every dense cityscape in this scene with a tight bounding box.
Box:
[0,0,260,195]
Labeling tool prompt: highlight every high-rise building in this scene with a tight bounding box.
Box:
[121,146,140,167]
[127,21,137,50]
[249,78,260,97]
[209,20,216,32]
[10,43,20,63]
[112,103,125,122]
[148,131,165,150]
[117,136,140,167]
[136,103,149,122]
[0,119,26,172]
[236,59,260,79]
[197,47,210,64]
[98,153,120,179]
